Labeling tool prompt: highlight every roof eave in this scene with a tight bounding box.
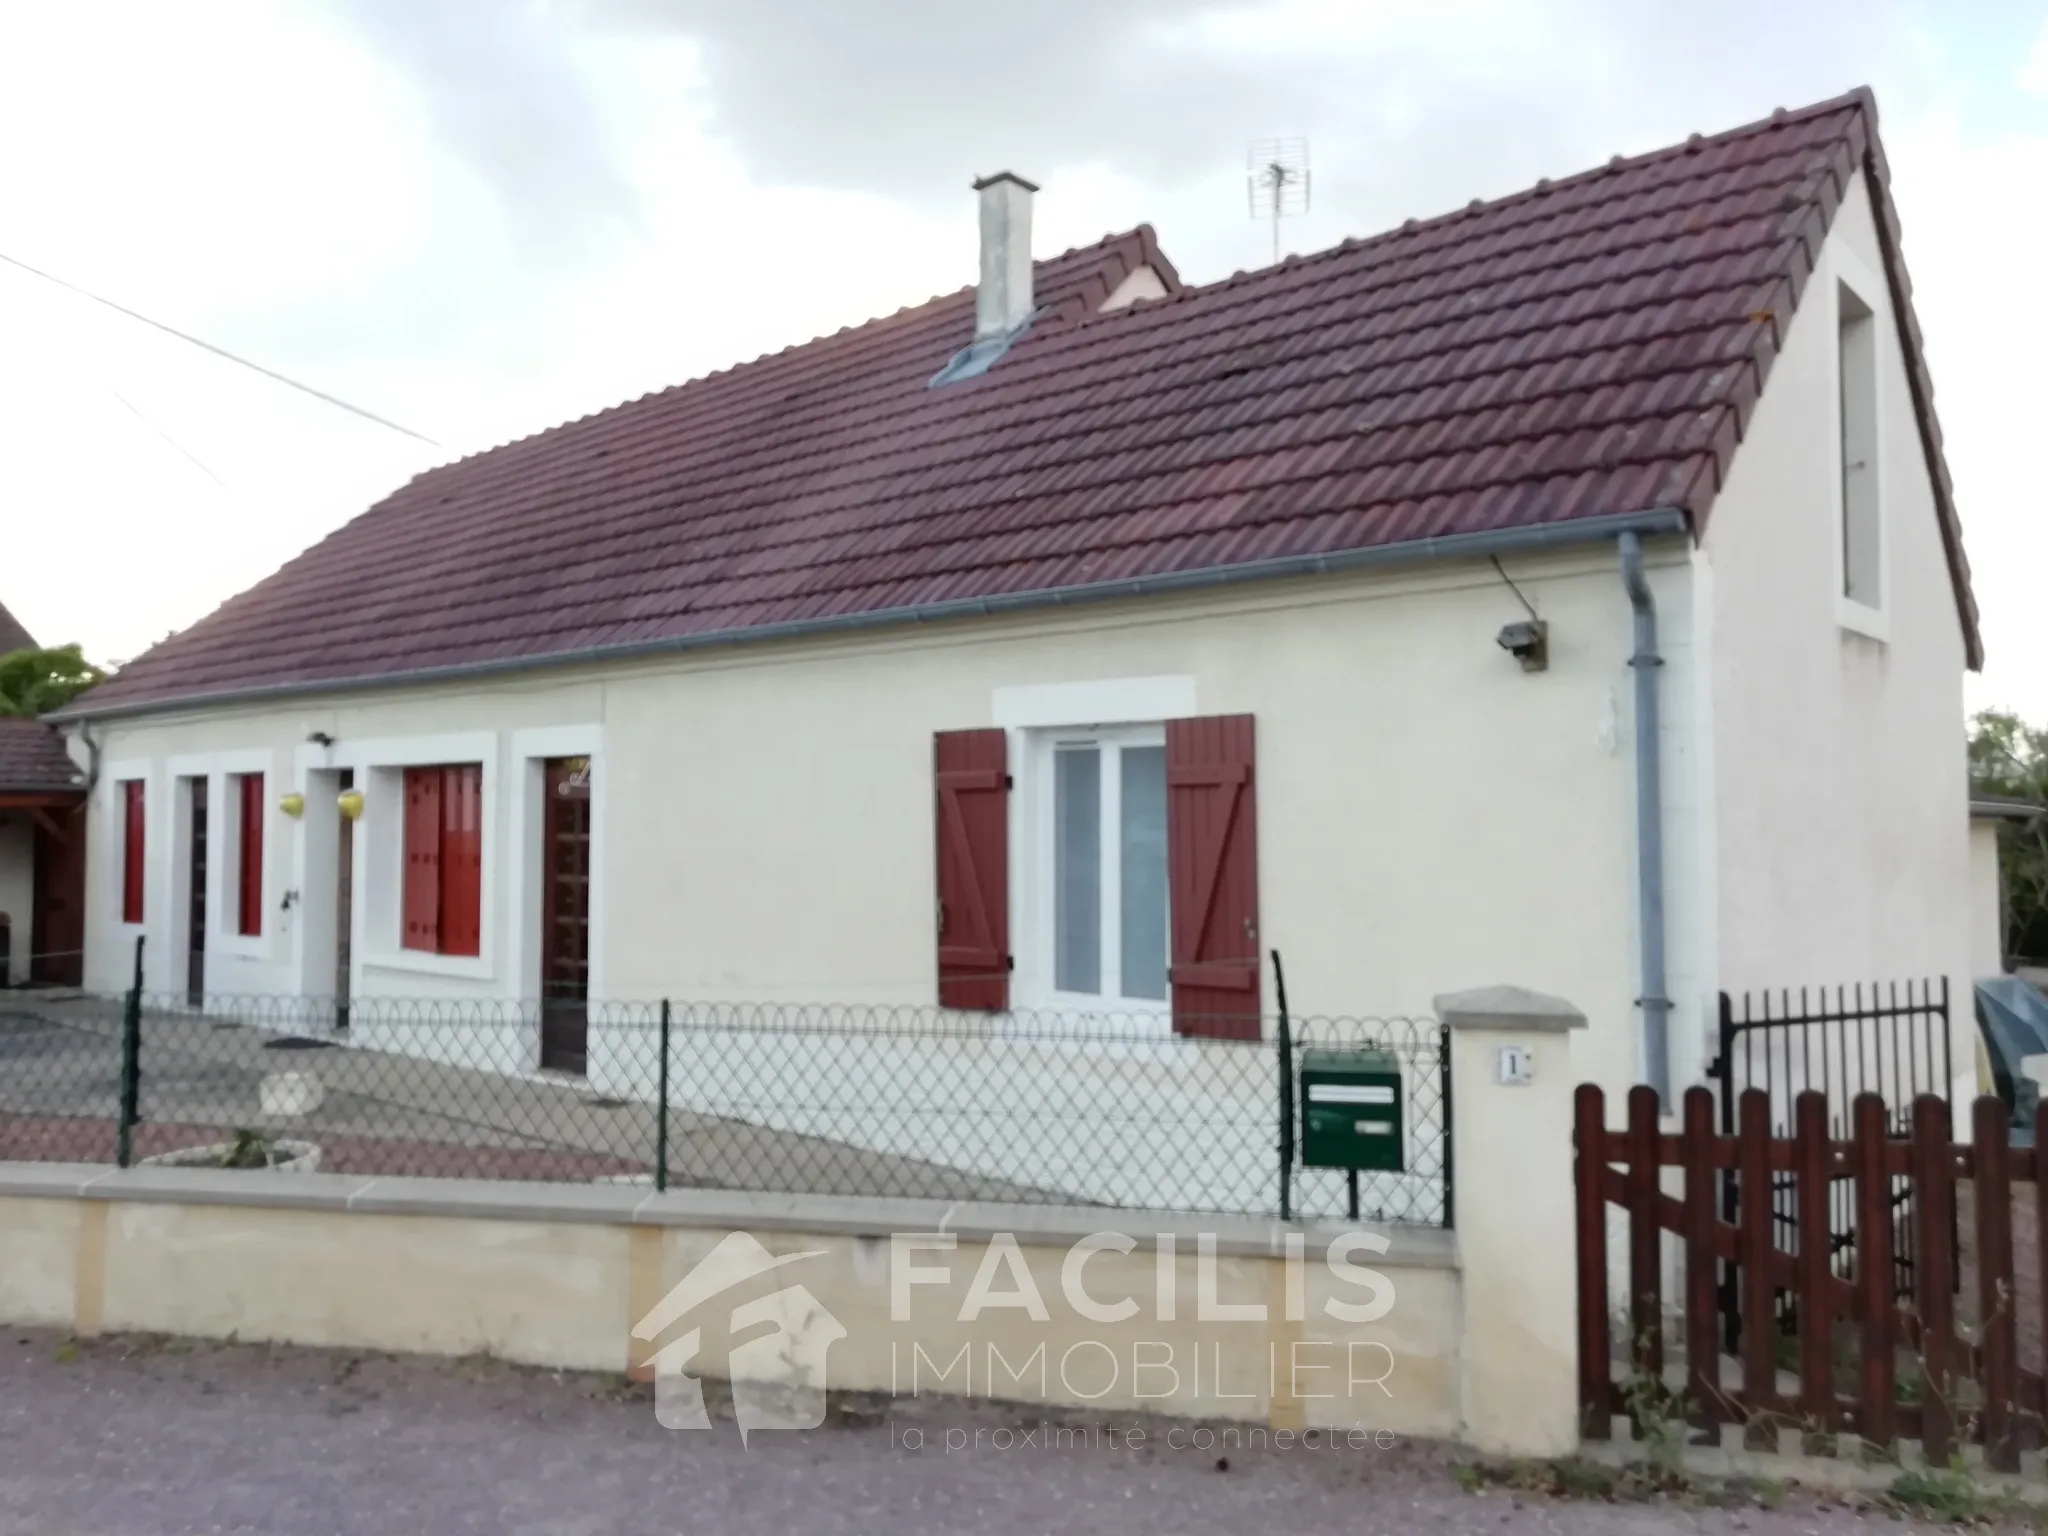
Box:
[52,507,1691,725]
[1972,797,2044,822]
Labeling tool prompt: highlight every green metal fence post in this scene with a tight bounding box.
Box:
[655,999,671,1193]
[1272,948,1293,1224]
[1439,1020,1455,1230]
[116,934,145,1168]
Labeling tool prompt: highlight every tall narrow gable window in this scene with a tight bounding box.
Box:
[120,780,145,924]
[235,773,264,936]
[402,764,483,957]
[1838,278,1880,611]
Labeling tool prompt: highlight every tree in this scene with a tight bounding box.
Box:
[1970,708,2048,964]
[0,644,106,717]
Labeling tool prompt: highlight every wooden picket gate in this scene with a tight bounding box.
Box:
[1576,1083,2044,1467]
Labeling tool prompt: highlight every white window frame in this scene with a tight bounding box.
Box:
[146,750,279,964]
[1016,722,1172,1021]
[325,731,500,984]
[103,756,154,947]
[220,766,272,947]
[163,770,205,975]
[507,725,605,1007]
[185,748,275,960]
[1830,244,1888,643]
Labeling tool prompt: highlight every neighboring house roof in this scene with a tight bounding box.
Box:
[0,599,36,657]
[1972,791,2043,822]
[0,719,85,795]
[65,87,1979,719]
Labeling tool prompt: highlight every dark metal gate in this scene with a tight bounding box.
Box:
[1707,979,1954,1342]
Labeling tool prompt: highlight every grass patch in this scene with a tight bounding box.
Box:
[1453,1456,1685,1502]
[1884,1462,2037,1526]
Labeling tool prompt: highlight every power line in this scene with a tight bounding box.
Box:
[109,389,226,487]
[0,248,440,446]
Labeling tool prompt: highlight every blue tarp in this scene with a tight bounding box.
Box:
[1977,976,2048,1143]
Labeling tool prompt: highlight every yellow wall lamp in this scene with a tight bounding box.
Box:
[337,788,365,820]
[278,792,305,818]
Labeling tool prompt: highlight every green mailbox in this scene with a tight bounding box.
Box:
[1299,1048,1404,1172]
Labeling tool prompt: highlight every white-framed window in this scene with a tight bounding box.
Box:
[1022,724,1170,1012]
[1833,260,1884,636]
[340,730,498,983]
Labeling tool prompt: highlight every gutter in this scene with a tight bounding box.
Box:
[1618,530,1672,1102]
[1970,796,2042,823]
[54,507,1692,724]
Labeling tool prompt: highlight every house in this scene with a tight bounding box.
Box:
[0,597,33,658]
[49,90,1980,1158]
[0,601,90,986]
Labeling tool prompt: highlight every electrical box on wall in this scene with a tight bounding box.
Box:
[1299,1048,1405,1172]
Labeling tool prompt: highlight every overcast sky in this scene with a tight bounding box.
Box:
[1,1,2043,715]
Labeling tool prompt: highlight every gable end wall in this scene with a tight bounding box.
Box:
[1701,166,1971,1060]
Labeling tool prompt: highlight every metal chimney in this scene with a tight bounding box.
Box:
[973,171,1038,341]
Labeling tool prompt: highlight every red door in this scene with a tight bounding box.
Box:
[186,780,208,1004]
[29,804,86,986]
[335,768,354,1031]
[540,757,591,1072]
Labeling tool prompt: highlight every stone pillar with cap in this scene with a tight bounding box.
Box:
[1434,983,1587,1456]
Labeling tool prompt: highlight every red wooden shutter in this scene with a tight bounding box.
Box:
[439,764,483,957]
[237,773,264,936]
[934,728,1010,1010]
[121,780,145,924]
[1165,714,1260,1039]
[402,766,442,951]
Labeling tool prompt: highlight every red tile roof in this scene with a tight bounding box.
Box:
[71,88,1978,716]
[0,719,84,794]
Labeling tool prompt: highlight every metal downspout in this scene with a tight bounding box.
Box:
[78,722,102,794]
[1618,531,1671,1101]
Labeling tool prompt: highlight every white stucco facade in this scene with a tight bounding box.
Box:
[61,162,1978,1192]
[1691,168,1973,1101]
[74,542,1694,1115]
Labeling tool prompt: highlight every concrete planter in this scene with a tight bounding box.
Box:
[258,1070,326,1118]
[140,1139,323,1174]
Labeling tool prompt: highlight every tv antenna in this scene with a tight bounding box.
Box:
[1247,138,1310,265]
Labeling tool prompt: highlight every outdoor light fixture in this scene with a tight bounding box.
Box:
[337,788,364,820]
[278,792,305,818]
[1495,619,1549,673]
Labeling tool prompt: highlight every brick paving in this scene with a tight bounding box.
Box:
[0,1113,651,1182]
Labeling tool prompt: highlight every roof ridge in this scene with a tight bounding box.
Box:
[1117,90,1871,316]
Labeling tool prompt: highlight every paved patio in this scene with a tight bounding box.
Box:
[0,991,1051,1200]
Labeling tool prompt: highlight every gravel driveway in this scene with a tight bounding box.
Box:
[0,1329,1941,1536]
